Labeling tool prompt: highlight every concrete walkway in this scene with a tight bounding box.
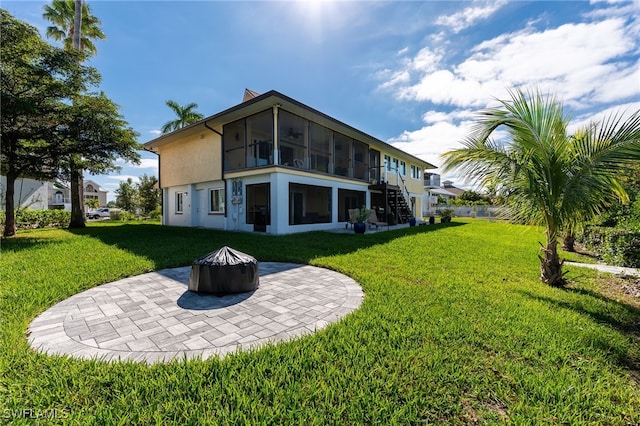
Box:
[566,262,640,277]
[28,262,363,364]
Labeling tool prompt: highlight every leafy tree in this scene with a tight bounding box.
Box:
[85,198,99,209]
[43,0,105,56]
[442,88,640,287]
[597,163,640,228]
[115,178,138,213]
[161,100,204,133]
[0,9,92,237]
[458,190,489,203]
[60,92,140,196]
[137,174,160,215]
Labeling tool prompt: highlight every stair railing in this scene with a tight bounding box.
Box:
[398,173,412,217]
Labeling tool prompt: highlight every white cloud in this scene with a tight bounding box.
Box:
[137,158,159,169]
[568,101,640,133]
[149,129,162,135]
[114,157,158,171]
[382,12,639,115]
[106,175,140,183]
[436,0,508,33]
[388,118,475,173]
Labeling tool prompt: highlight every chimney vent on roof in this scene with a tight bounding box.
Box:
[243,88,261,102]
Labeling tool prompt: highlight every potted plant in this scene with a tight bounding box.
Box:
[353,206,369,234]
[438,208,454,223]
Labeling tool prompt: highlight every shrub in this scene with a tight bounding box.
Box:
[109,209,137,221]
[0,209,71,234]
[148,206,162,220]
[580,225,640,268]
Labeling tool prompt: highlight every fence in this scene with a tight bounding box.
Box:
[425,205,505,219]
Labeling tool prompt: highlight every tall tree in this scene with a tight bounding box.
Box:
[43,0,106,228]
[0,9,93,237]
[137,174,160,215]
[442,88,640,287]
[42,0,105,55]
[161,100,204,134]
[115,178,138,213]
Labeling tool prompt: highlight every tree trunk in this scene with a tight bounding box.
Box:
[68,156,86,229]
[562,231,576,252]
[3,170,18,237]
[73,0,82,50]
[68,3,84,229]
[539,230,566,287]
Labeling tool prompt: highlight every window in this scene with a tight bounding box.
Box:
[392,158,399,173]
[334,133,352,177]
[309,122,332,173]
[289,183,331,225]
[223,110,274,171]
[209,188,225,213]
[279,110,308,168]
[176,192,184,214]
[384,155,391,171]
[399,160,406,176]
[369,149,380,183]
[338,189,365,222]
[411,165,421,179]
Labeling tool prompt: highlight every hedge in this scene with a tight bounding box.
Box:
[580,225,640,268]
[0,209,71,234]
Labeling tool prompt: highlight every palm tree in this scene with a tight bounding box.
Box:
[442,88,640,287]
[161,100,205,134]
[43,0,106,229]
[43,0,105,56]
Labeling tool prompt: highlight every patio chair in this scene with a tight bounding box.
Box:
[367,209,388,229]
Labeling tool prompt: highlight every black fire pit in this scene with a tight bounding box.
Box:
[188,246,259,295]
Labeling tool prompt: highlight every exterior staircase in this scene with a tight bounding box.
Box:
[386,186,413,224]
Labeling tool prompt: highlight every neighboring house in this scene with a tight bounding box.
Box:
[0,177,106,212]
[144,90,436,234]
[442,180,465,197]
[48,181,71,210]
[0,177,49,211]
[83,179,108,208]
[0,177,71,211]
[423,175,466,211]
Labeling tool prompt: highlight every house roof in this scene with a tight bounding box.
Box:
[83,179,107,193]
[429,188,459,197]
[144,90,436,170]
[445,187,465,196]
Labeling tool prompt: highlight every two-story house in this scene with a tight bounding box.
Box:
[144,90,436,234]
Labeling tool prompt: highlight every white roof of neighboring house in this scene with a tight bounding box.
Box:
[429,188,458,197]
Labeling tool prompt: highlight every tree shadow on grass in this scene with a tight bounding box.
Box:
[515,287,640,383]
[0,236,66,253]
[63,221,466,269]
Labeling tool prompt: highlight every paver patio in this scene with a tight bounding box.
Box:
[28,262,364,364]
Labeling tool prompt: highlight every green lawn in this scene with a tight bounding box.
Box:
[1,219,638,424]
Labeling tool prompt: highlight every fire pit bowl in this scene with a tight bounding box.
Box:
[188,246,259,295]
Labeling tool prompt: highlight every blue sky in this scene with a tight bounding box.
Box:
[5,0,640,200]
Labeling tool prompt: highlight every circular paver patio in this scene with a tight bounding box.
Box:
[28,262,363,364]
